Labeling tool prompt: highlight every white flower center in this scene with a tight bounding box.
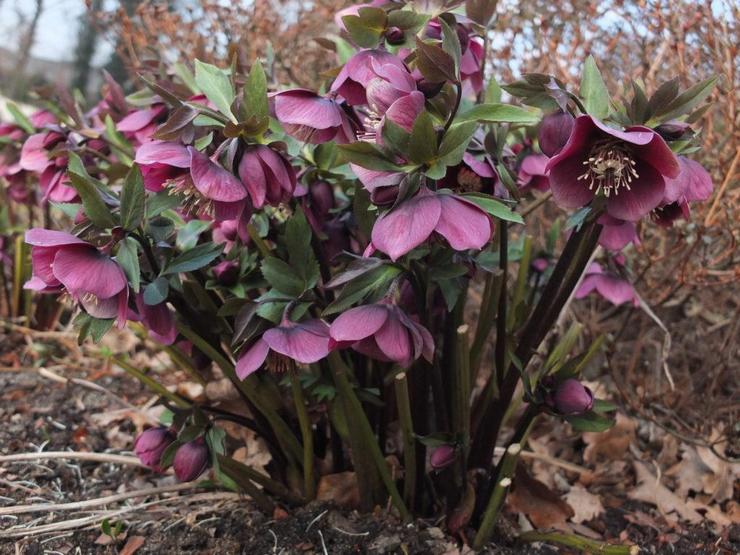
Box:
[578,140,639,197]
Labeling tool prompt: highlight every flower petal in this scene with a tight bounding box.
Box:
[330,304,389,342]
[135,141,191,168]
[236,338,270,379]
[371,190,442,261]
[52,248,127,299]
[273,90,342,129]
[606,161,665,221]
[25,228,88,247]
[548,155,596,209]
[374,313,413,366]
[434,194,492,251]
[188,147,247,202]
[264,321,331,364]
[629,126,680,178]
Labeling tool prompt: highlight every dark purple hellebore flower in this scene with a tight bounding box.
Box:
[430,445,456,470]
[134,427,175,471]
[134,293,177,345]
[236,318,332,379]
[517,154,550,192]
[25,229,129,325]
[441,152,499,195]
[597,214,639,251]
[272,89,357,144]
[212,260,240,286]
[575,262,640,307]
[329,302,434,368]
[187,147,249,221]
[237,145,296,208]
[134,140,190,192]
[538,111,575,157]
[550,379,594,415]
[173,438,209,482]
[331,49,407,106]
[371,187,492,261]
[546,115,680,221]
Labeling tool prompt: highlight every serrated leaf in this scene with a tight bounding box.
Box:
[116,237,141,293]
[120,166,145,231]
[457,103,539,125]
[408,111,438,164]
[580,56,610,119]
[462,194,524,224]
[415,38,456,83]
[194,59,237,123]
[261,257,305,297]
[163,242,223,275]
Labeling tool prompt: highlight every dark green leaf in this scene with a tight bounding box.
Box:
[163,242,223,275]
[260,257,305,297]
[462,194,524,224]
[439,17,461,78]
[579,56,610,119]
[116,237,141,293]
[408,111,438,164]
[438,121,478,165]
[143,277,169,305]
[6,102,34,133]
[120,166,145,231]
[176,219,212,251]
[456,103,539,125]
[415,38,456,83]
[647,78,680,116]
[242,61,270,136]
[194,59,237,123]
[147,190,184,218]
[342,7,387,48]
[654,76,717,123]
[68,171,117,230]
[284,209,320,289]
[338,142,401,171]
[323,265,401,315]
[566,411,615,432]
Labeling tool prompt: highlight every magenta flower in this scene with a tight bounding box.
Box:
[661,155,713,205]
[538,111,575,157]
[378,89,425,136]
[367,61,418,115]
[187,147,249,221]
[134,427,175,471]
[430,445,456,470]
[459,36,485,95]
[546,115,680,221]
[549,379,594,415]
[350,165,404,205]
[517,154,550,192]
[116,103,167,144]
[332,49,407,106]
[598,214,639,251]
[371,187,492,261]
[575,262,639,307]
[441,152,500,195]
[25,229,129,325]
[134,140,190,192]
[237,145,296,208]
[212,260,240,286]
[272,89,357,144]
[329,302,434,368]
[236,318,331,379]
[173,438,209,482]
[133,293,177,345]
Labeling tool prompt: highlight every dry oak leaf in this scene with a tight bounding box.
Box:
[583,413,636,464]
[629,460,702,524]
[507,466,575,529]
[565,485,605,524]
[317,471,361,508]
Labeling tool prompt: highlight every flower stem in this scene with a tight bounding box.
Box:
[111,356,190,409]
[246,222,271,258]
[394,372,416,510]
[495,220,508,389]
[470,268,503,377]
[290,371,316,500]
[328,351,410,520]
[518,531,639,555]
[443,82,463,133]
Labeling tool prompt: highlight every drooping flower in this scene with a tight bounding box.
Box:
[575,262,640,307]
[19,130,77,202]
[187,147,249,221]
[134,427,175,471]
[546,115,680,221]
[116,103,167,144]
[133,293,177,345]
[538,111,575,157]
[548,379,594,415]
[517,154,550,192]
[173,438,209,482]
[597,214,639,251]
[370,187,492,261]
[652,155,713,226]
[329,301,434,368]
[134,140,190,192]
[331,49,407,106]
[236,318,332,379]
[237,145,296,208]
[272,89,357,144]
[25,229,129,325]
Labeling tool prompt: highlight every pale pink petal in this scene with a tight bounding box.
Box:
[135,141,191,168]
[52,248,127,299]
[189,147,247,202]
[434,194,492,251]
[264,321,331,364]
[330,305,390,342]
[236,338,270,379]
[374,313,412,365]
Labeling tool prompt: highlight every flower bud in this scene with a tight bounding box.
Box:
[538,111,575,157]
[309,180,335,220]
[551,379,593,415]
[173,438,209,482]
[384,26,405,45]
[212,260,239,286]
[654,120,691,141]
[430,444,456,470]
[134,427,175,470]
[531,257,549,273]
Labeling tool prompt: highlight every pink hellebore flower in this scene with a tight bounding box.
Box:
[272,89,357,144]
[134,293,177,345]
[173,438,209,482]
[550,379,594,415]
[538,111,575,157]
[546,115,680,221]
[237,145,296,208]
[331,49,407,106]
[575,262,640,307]
[19,130,77,202]
[371,187,492,261]
[187,147,249,221]
[329,302,434,368]
[116,103,167,144]
[134,427,175,471]
[517,154,550,192]
[236,319,332,379]
[24,229,129,325]
[597,214,639,252]
[653,155,713,227]
[430,445,456,470]
[134,140,190,192]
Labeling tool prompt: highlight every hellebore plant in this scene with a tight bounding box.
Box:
[2,1,718,550]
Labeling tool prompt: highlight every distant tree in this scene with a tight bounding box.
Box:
[103,0,142,89]
[72,0,104,94]
[11,0,45,98]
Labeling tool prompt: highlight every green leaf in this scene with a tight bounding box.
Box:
[485,79,503,104]
[654,76,717,123]
[143,277,169,305]
[284,208,320,289]
[462,194,524,224]
[466,0,499,26]
[173,62,199,93]
[261,257,306,297]
[337,142,401,171]
[194,59,237,123]
[342,7,387,48]
[176,219,212,251]
[103,114,134,165]
[381,120,411,157]
[116,237,141,293]
[408,111,438,164]
[566,411,615,432]
[163,242,223,275]
[323,264,401,315]
[415,38,457,83]
[579,56,610,119]
[120,166,145,231]
[67,158,117,229]
[438,121,478,165]
[242,61,269,135]
[592,399,618,413]
[147,190,183,218]
[6,102,35,133]
[439,17,461,78]
[75,313,115,344]
[456,103,539,125]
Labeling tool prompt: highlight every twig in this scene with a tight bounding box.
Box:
[518,531,639,555]
[493,447,589,475]
[305,509,328,533]
[704,146,739,227]
[36,367,142,413]
[0,451,143,466]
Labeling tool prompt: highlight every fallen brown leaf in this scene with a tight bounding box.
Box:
[583,413,636,464]
[565,485,604,524]
[507,466,574,529]
[317,471,360,508]
[119,535,146,555]
[629,460,702,524]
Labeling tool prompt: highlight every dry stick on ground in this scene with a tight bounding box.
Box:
[0,451,143,466]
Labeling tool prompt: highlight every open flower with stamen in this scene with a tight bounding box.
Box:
[329,301,434,368]
[272,89,358,144]
[546,115,680,221]
[185,147,249,221]
[134,140,190,192]
[24,229,129,325]
[236,318,332,379]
